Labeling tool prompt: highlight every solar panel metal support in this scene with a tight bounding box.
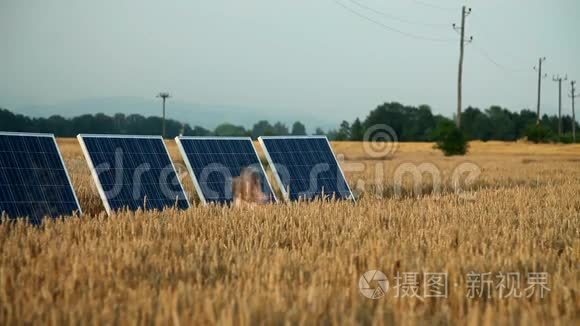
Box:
[258,137,290,201]
[322,137,356,202]
[77,135,112,215]
[175,137,209,205]
[159,137,192,208]
[52,134,83,216]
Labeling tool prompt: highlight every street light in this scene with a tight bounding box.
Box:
[156,92,171,138]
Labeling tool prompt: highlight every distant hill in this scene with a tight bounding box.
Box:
[11,96,336,132]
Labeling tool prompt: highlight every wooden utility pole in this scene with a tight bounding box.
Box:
[534,57,547,125]
[453,6,472,128]
[552,75,567,137]
[156,92,171,138]
[571,81,579,143]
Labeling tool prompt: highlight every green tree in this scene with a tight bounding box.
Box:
[189,126,212,136]
[513,109,537,139]
[486,106,516,140]
[433,120,468,156]
[525,124,551,143]
[350,118,364,141]
[409,105,436,141]
[214,123,247,137]
[461,107,492,141]
[272,122,289,136]
[326,129,338,140]
[363,102,406,140]
[44,115,71,136]
[335,121,351,141]
[291,121,306,135]
[252,120,274,139]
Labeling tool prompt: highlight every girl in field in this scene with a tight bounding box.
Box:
[233,168,268,207]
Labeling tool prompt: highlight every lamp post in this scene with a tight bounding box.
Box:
[156,92,171,138]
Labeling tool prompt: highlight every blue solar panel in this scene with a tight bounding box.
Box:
[0,132,81,223]
[176,137,276,204]
[258,136,353,201]
[78,135,189,214]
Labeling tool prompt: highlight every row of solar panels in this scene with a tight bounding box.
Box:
[0,132,353,223]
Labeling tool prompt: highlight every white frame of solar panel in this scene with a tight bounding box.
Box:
[258,135,354,202]
[0,131,83,217]
[175,136,277,205]
[77,134,190,215]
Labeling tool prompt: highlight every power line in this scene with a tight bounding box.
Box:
[467,16,530,73]
[340,0,530,74]
[347,0,450,27]
[411,0,456,12]
[472,44,528,74]
[333,0,455,43]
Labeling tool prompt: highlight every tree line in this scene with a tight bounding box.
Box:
[1,103,577,142]
[0,108,306,139]
[330,102,579,143]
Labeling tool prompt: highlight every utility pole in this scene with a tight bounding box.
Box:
[570,81,579,143]
[552,75,567,137]
[452,6,472,128]
[533,57,547,125]
[156,92,171,138]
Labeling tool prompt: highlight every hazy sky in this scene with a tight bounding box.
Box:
[1,0,579,123]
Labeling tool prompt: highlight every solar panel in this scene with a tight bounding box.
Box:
[78,134,189,214]
[0,132,81,223]
[258,136,354,201]
[176,137,276,204]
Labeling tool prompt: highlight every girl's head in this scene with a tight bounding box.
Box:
[234,168,266,204]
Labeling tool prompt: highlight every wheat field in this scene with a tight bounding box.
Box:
[0,139,578,325]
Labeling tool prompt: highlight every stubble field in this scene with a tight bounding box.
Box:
[0,139,579,325]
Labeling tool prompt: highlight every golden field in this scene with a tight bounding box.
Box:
[0,139,579,325]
